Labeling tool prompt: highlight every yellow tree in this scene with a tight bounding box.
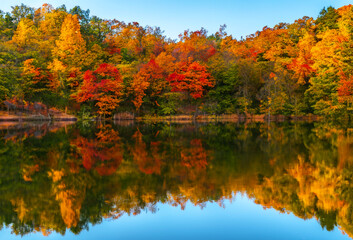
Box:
[36,4,68,60]
[11,18,38,52]
[49,14,87,93]
[307,29,348,114]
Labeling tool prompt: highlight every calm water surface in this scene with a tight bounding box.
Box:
[0,121,352,240]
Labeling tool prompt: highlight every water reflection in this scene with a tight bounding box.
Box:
[0,121,353,238]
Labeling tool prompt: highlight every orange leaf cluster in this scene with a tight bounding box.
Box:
[131,59,166,110]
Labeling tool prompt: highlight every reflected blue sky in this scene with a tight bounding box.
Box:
[1,195,349,240]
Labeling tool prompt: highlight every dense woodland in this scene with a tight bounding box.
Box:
[1,4,353,118]
[1,122,353,236]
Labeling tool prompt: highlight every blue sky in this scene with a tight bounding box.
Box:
[0,0,352,40]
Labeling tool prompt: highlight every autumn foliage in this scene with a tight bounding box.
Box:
[3,3,353,117]
[76,63,124,116]
[168,61,214,99]
[131,59,166,110]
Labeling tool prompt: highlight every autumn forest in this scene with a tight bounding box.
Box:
[1,4,353,119]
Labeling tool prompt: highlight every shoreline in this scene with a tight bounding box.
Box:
[0,113,322,123]
[133,114,322,122]
[0,113,77,122]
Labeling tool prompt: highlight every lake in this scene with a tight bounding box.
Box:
[0,121,352,240]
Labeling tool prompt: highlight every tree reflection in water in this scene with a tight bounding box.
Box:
[0,121,353,238]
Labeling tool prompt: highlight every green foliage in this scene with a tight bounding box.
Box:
[316,6,340,32]
[121,48,136,63]
[207,59,240,114]
[158,92,182,115]
[305,73,342,115]
[78,104,95,120]
[10,4,34,24]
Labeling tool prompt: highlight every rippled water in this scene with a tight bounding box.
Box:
[0,121,352,240]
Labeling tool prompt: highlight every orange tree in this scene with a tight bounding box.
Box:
[75,63,124,117]
[131,59,167,110]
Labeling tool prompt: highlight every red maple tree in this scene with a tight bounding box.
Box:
[167,61,214,99]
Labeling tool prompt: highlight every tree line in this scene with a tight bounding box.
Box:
[1,4,353,118]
